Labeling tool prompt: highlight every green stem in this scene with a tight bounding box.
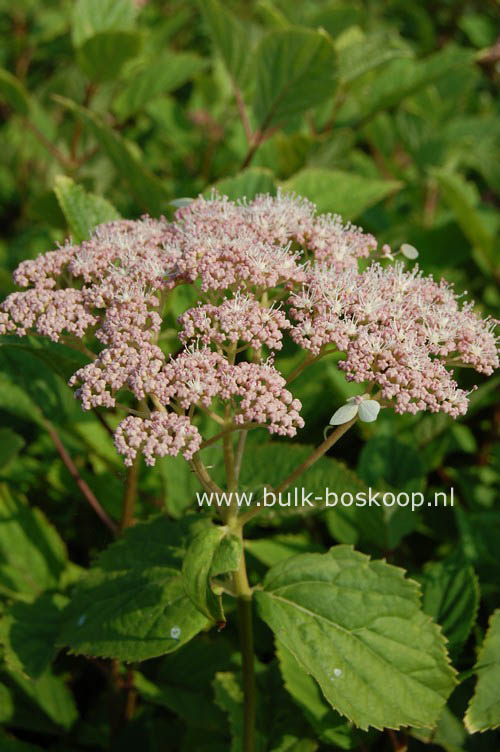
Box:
[232,545,256,752]
[120,453,140,532]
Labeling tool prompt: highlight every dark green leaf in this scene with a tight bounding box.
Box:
[465,610,500,732]
[255,546,456,730]
[253,29,338,129]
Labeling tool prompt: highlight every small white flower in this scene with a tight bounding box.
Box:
[400,243,419,260]
[329,394,380,425]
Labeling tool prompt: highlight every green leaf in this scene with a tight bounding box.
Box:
[60,515,209,661]
[0,486,68,600]
[54,96,169,215]
[432,169,494,257]
[0,428,25,469]
[277,641,355,748]
[0,593,69,678]
[246,534,323,568]
[337,32,413,85]
[182,521,242,622]
[419,554,479,657]
[211,168,277,201]
[134,634,233,730]
[465,610,500,732]
[71,0,136,47]
[200,0,252,85]
[282,168,401,219]
[54,175,121,242]
[0,730,44,752]
[0,69,31,116]
[358,436,424,492]
[253,29,337,129]
[0,335,90,383]
[76,30,142,82]
[347,46,474,125]
[255,546,456,730]
[114,52,207,119]
[4,667,77,730]
[213,672,244,752]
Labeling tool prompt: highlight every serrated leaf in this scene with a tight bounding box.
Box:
[0,593,69,678]
[419,554,479,657]
[0,486,68,599]
[282,168,401,219]
[0,69,31,116]
[253,29,338,129]
[465,610,500,732]
[200,0,252,85]
[54,96,169,215]
[182,521,242,622]
[114,51,207,119]
[255,546,456,730]
[277,641,355,748]
[76,30,142,82]
[210,168,277,201]
[60,515,209,661]
[54,175,121,242]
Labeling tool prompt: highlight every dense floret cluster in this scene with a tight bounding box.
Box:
[1,191,497,465]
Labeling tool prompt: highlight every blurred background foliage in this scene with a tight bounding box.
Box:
[0,0,499,750]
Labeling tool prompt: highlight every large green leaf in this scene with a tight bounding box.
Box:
[200,0,252,85]
[182,521,242,622]
[253,29,337,129]
[277,641,355,748]
[76,30,142,82]
[419,554,479,657]
[54,96,169,214]
[60,515,209,661]
[0,69,31,116]
[0,486,68,600]
[54,175,121,242]
[255,546,456,730]
[114,52,207,119]
[465,610,500,732]
[71,0,136,47]
[282,168,401,219]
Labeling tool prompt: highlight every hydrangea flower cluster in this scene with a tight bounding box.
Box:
[1,190,497,466]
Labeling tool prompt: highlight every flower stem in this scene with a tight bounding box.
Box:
[120,453,140,532]
[232,544,256,752]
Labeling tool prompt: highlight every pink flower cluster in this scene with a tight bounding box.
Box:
[289,263,498,416]
[1,190,498,467]
[114,412,201,466]
[178,293,289,351]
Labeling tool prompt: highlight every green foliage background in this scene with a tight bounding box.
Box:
[0,0,499,750]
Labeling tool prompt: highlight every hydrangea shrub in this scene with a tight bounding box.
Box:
[1,191,498,749]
